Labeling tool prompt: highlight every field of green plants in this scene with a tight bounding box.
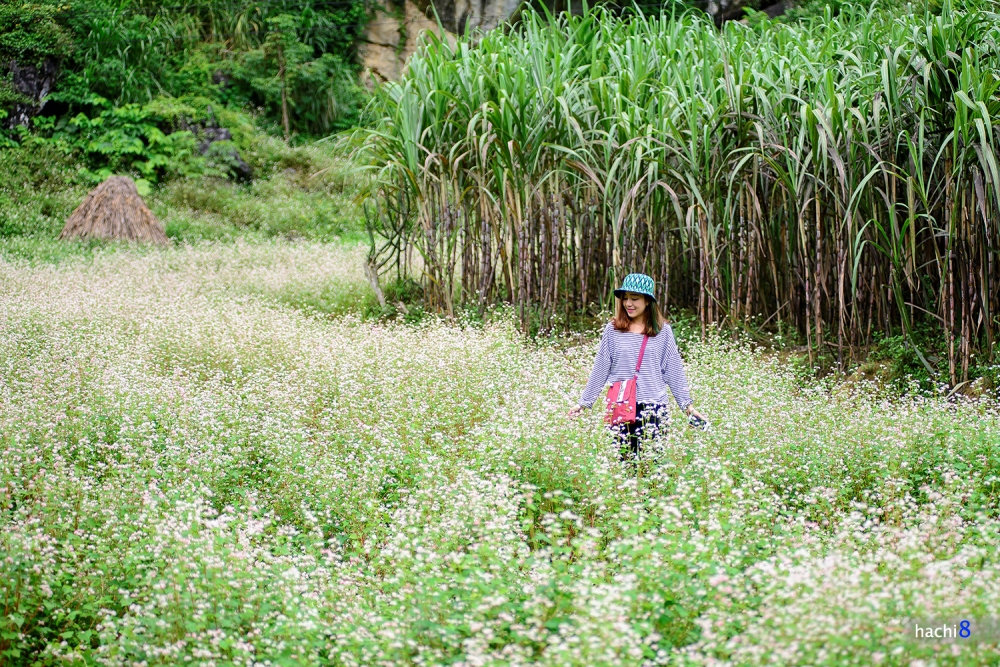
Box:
[3,238,1000,665]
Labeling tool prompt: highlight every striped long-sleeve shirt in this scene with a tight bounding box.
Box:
[579,321,693,410]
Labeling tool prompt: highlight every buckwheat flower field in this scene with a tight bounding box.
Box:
[3,241,1000,666]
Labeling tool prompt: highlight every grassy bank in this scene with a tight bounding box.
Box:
[0,127,364,261]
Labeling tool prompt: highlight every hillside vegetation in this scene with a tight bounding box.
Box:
[0,0,372,256]
[1,0,368,137]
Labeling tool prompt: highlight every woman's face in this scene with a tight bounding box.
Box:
[623,293,648,320]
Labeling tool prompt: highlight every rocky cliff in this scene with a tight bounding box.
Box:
[359,0,451,85]
[359,0,520,85]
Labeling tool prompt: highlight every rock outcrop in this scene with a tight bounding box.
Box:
[177,116,253,182]
[359,0,522,84]
[4,58,58,128]
[428,0,523,34]
[360,0,519,85]
[359,0,455,85]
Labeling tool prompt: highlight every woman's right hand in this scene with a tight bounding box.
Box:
[567,405,586,418]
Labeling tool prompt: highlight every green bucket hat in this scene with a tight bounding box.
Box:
[614,273,656,302]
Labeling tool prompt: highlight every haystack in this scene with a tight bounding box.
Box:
[60,176,169,244]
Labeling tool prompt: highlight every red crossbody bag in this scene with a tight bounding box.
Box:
[604,335,648,425]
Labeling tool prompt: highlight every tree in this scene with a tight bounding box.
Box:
[239,13,363,141]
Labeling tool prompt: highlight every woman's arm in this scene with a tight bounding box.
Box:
[576,324,615,410]
[660,324,694,411]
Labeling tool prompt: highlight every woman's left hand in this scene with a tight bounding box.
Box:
[685,405,706,421]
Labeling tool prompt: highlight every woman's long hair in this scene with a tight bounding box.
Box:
[612,296,665,336]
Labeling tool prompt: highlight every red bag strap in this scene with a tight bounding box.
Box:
[633,335,648,380]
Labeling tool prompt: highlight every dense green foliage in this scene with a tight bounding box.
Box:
[0,0,369,139]
[27,99,233,183]
[0,0,372,255]
[361,0,1000,391]
[0,1,72,66]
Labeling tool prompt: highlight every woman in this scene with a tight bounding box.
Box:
[569,273,706,460]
